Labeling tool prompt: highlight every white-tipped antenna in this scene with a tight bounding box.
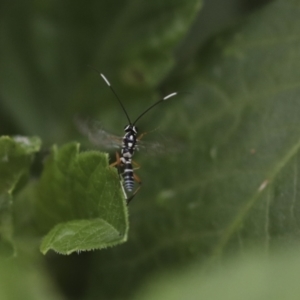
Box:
[88,66,132,124]
[163,92,177,100]
[88,65,178,126]
[133,92,178,125]
[100,74,111,86]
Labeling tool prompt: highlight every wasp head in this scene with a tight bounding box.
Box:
[124,124,138,134]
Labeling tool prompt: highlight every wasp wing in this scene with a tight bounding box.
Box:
[137,132,184,155]
[75,116,183,155]
[74,116,122,150]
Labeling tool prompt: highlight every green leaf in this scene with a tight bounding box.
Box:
[0,136,41,255]
[145,0,300,259]
[0,136,41,194]
[85,0,300,297]
[3,0,295,299]
[134,246,300,300]
[41,219,124,255]
[34,142,128,255]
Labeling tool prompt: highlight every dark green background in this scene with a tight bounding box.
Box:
[3,0,299,299]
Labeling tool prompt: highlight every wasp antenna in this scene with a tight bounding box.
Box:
[88,65,132,124]
[100,73,111,86]
[133,92,177,125]
[87,65,102,75]
[100,74,132,124]
[163,92,177,100]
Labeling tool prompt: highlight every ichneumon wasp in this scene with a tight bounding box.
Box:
[77,70,177,204]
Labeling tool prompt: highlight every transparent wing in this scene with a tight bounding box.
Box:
[74,116,122,150]
[75,116,183,155]
[137,131,184,155]
[136,137,166,154]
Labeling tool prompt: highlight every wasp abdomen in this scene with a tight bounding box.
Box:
[121,158,134,192]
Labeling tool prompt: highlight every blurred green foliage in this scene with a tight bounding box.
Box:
[3,0,300,299]
[134,246,300,300]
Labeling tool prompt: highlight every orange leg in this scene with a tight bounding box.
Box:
[109,152,122,185]
[137,126,160,141]
[137,132,148,141]
[132,160,141,170]
[110,152,121,167]
[133,172,142,184]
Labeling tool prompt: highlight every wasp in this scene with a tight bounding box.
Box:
[77,71,177,203]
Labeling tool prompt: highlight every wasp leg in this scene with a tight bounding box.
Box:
[110,151,121,167]
[133,172,142,185]
[137,126,160,141]
[132,160,141,170]
[110,152,128,202]
[120,179,128,203]
[110,152,123,183]
[137,132,148,141]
